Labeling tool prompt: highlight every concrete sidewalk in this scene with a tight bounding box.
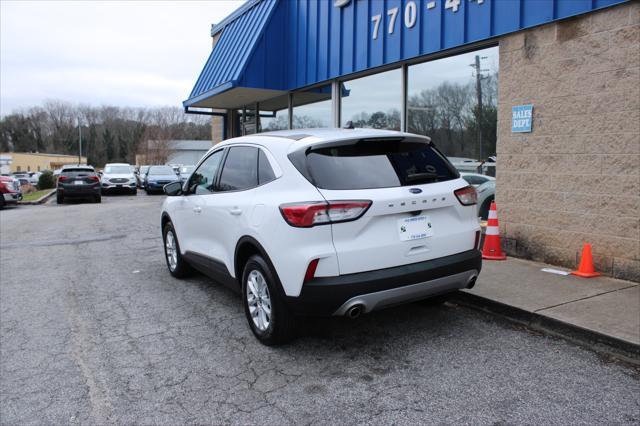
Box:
[454,257,639,361]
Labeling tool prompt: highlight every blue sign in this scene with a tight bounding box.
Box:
[512,105,533,133]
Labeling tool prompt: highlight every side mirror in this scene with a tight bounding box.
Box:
[163,181,182,196]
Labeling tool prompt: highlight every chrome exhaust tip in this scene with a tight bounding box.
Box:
[466,274,478,289]
[346,304,364,319]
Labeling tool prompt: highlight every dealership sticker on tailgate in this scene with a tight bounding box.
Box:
[398,215,433,241]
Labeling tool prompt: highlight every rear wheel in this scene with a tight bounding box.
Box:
[242,255,295,345]
[0,196,5,210]
[56,193,64,204]
[162,222,192,278]
[94,195,102,203]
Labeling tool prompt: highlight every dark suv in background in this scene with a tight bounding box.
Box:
[57,165,101,204]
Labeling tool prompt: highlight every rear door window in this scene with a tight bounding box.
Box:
[218,147,258,191]
[304,140,457,190]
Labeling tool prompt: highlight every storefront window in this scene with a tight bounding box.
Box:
[259,110,288,131]
[340,69,401,130]
[407,47,498,162]
[259,95,289,131]
[292,84,331,129]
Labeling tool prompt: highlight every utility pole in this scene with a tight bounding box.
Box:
[77,118,82,165]
[470,55,489,166]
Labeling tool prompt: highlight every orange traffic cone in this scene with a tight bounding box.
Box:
[571,243,601,278]
[482,201,507,260]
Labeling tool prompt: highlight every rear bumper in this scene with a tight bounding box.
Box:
[285,249,482,316]
[58,185,101,196]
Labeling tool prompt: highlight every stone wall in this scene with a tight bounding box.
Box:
[496,2,639,282]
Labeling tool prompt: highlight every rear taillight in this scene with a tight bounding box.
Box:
[89,176,100,182]
[304,259,319,283]
[58,176,68,182]
[0,182,6,191]
[454,186,477,206]
[279,200,371,227]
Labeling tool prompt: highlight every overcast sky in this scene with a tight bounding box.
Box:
[0,0,245,116]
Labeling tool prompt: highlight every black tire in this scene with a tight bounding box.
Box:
[132,189,137,195]
[162,222,192,278]
[0,196,5,210]
[95,195,102,203]
[56,193,64,204]
[242,255,295,346]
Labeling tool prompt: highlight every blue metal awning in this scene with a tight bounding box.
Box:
[183,0,286,109]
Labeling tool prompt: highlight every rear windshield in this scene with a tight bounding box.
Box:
[148,166,175,175]
[304,140,457,190]
[61,168,95,177]
[104,165,131,174]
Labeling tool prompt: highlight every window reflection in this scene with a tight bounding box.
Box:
[259,95,289,131]
[407,47,498,161]
[292,84,332,129]
[340,69,402,130]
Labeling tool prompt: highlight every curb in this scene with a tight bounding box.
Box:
[450,291,640,366]
[18,189,56,205]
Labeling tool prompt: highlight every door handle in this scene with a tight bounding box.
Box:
[193,206,202,214]
[230,207,242,216]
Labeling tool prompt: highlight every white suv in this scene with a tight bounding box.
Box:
[160,129,482,345]
[101,163,137,194]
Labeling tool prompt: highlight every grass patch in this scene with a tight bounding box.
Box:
[20,189,54,202]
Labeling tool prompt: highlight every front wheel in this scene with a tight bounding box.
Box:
[56,193,64,204]
[242,255,295,345]
[162,222,192,278]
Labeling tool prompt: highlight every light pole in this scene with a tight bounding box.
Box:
[470,55,489,164]
[77,117,82,165]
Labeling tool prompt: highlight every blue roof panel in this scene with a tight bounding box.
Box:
[184,0,278,106]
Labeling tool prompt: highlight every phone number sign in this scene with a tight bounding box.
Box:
[512,105,533,133]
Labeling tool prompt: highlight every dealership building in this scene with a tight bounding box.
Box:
[184,0,639,281]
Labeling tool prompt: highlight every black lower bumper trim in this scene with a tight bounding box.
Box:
[286,249,482,315]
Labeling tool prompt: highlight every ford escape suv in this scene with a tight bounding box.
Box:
[160,129,482,345]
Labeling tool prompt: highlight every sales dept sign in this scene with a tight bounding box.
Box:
[511,105,533,133]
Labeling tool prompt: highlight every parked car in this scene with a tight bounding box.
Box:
[145,165,180,194]
[476,180,495,220]
[0,176,22,209]
[136,165,150,188]
[178,165,195,184]
[28,172,41,186]
[160,129,482,345]
[460,172,495,188]
[101,163,137,194]
[57,165,101,204]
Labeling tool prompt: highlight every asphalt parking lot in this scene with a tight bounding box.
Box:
[1,193,639,425]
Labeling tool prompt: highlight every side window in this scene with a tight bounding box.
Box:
[189,150,224,195]
[218,147,258,191]
[258,149,276,185]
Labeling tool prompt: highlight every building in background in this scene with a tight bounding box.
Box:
[135,140,212,166]
[0,152,87,173]
[183,0,639,281]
